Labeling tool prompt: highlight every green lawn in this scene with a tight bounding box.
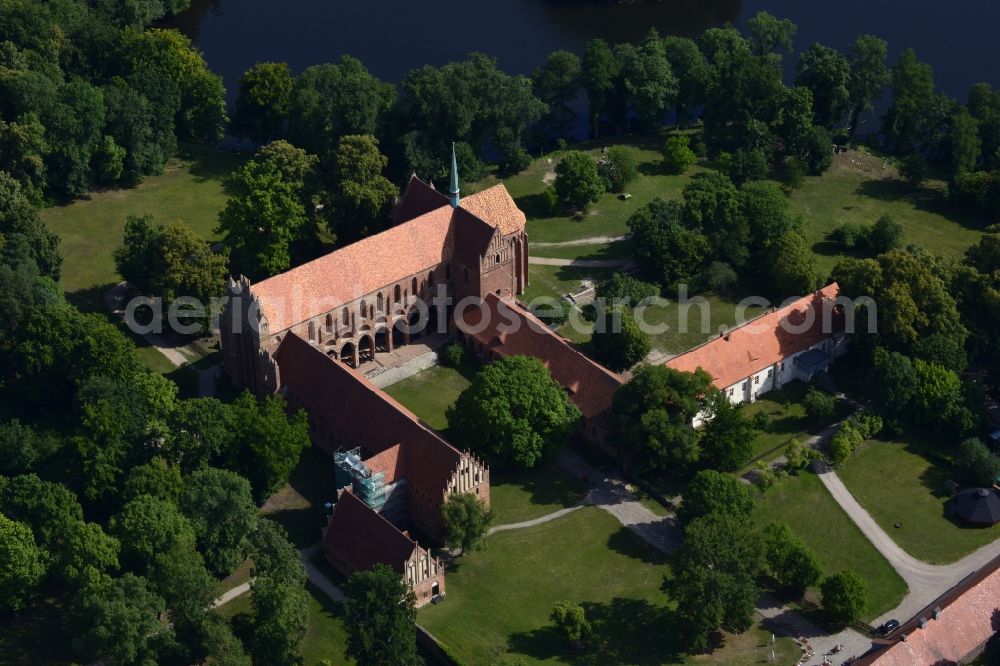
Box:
[471,136,709,245]
[421,506,797,665]
[754,470,907,620]
[420,507,672,665]
[839,437,1000,564]
[385,363,589,525]
[490,464,587,524]
[261,446,338,548]
[216,584,353,666]
[741,382,851,466]
[530,239,635,261]
[790,154,986,276]
[384,362,476,431]
[41,143,244,305]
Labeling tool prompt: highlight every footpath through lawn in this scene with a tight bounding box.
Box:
[754,469,908,620]
[839,436,1000,564]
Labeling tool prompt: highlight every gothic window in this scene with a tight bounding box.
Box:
[411,277,418,294]
[325,314,333,330]
[377,292,384,312]
[360,299,367,318]
[495,253,501,265]
[394,284,401,304]
[342,307,349,326]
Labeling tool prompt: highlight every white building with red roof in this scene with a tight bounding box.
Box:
[665,283,848,423]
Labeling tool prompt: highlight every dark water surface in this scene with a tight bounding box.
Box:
[166,0,998,103]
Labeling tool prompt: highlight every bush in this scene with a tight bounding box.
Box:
[828,223,868,249]
[851,411,884,440]
[440,343,466,368]
[701,261,738,296]
[597,146,638,193]
[662,135,696,175]
[804,125,833,175]
[803,387,836,423]
[554,151,604,211]
[783,157,807,190]
[829,421,864,467]
[821,571,868,625]
[954,438,1000,487]
[531,298,570,326]
[596,273,660,308]
[867,214,903,253]
[900,154,930,188]
[540,187,560,215]
[729,148,769,185]
[751,410,771,431]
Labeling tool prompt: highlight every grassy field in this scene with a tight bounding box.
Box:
[471,136,709,244]
[530,238,635,261]
[839,437,1000,564]
[385,363,589,525]
[490,464,587,524]
[419,507,670,665]
[420,506,798,665]
[754,470,907,620]
[41,143,244,305]
[790,152,986,276]
[384,361,476,431]
[216,584,353,666]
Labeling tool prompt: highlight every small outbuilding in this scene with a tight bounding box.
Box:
[953,488,1000,526]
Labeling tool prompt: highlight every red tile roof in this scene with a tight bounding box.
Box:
[665,283,844,389]
[273,332,462,498]
[393,174,451,224]
[455,293,624,422]
[856,554,1000,665]
[323,489,416,574]
[249,179,524,334]
[252,205,455,333]
[461,184,527,236]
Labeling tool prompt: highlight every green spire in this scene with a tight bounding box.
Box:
[449,142,460,207]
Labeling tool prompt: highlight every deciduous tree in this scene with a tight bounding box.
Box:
[612,365,714,475]
[181,467,258,575]
[448,356,580,470]
[591,304,651,372]
[0,513,46,612]
[699,394,756,472]
[554,151,604,211]
[821,571,867,625]
[344,563,420,666]
[441,493,495,556]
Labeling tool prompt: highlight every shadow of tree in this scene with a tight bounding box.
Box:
[605,525,671,566]
[515,192,560,220]
[855,179,985,231]
[493,464,588,515]
[508,598,683,665]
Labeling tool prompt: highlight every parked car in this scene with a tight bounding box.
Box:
[877,619,901,635]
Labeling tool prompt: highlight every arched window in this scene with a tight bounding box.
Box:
[342,307,349,326]
[325,314,333,330]
[411,277,418,294]
[495,253,501,265]
[377,292,384,312]
[360,299,367,318]
[394,285,401,304]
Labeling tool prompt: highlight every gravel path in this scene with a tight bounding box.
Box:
[816,466,1000,625]
[528,257,637,269]
[531,235,630,248]
[555,449,681,553]
[488,505,583,534]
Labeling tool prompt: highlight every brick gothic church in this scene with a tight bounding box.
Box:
[220,148,539,605]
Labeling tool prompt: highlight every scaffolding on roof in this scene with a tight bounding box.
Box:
[333,447,386,510]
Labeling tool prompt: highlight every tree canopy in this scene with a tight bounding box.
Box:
[448,356,580,470]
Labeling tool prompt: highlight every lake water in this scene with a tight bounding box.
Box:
[166,0,998,107]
